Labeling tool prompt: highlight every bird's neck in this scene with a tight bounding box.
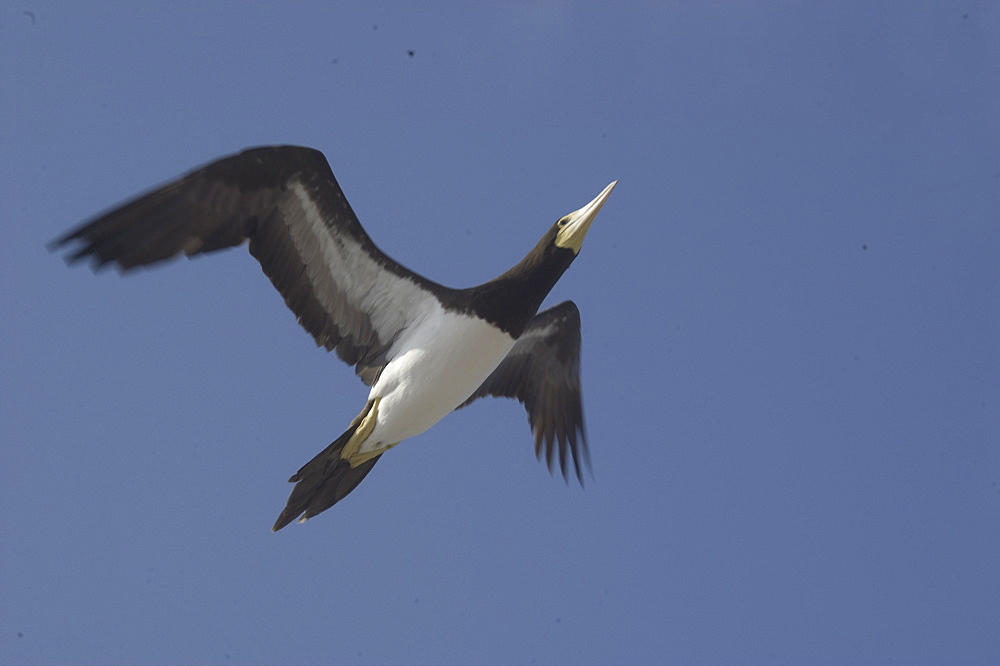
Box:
[468,244,571,338]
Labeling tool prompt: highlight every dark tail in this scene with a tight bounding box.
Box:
[272,406,381,531]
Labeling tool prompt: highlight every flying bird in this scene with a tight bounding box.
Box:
[51,146,616,531]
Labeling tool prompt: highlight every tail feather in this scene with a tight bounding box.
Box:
[272,415,381,531]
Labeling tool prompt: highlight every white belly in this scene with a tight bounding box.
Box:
[361,305,516,451]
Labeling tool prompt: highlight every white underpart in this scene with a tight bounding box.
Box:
[361,304,516,453]
[284,183,517,455]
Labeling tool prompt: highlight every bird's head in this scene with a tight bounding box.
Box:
[552,180,618,256]
[475,180,617,335]
[514,180,617,281]
[521,179,618,279]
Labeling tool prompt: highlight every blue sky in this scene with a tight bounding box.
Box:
[2,2,998,664]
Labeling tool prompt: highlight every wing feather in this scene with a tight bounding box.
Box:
[459,300,590,482]
[51,145,444,380]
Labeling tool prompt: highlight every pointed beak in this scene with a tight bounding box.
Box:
[555,181,617,253]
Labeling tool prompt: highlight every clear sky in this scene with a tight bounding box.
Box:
[2,3,998,664]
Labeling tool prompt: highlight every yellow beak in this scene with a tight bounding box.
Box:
[555,180,617,253]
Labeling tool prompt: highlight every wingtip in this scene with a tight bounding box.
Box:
[46,226,81,252]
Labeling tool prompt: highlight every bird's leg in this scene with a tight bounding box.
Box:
[340,397,390,467]
[347,441,399,466]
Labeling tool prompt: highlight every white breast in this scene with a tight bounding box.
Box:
[361,303,516,451]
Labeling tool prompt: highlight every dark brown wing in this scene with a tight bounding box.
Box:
[51,145,446,380]
[459,300,590,482]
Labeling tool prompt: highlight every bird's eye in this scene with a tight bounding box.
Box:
[557,216,570,227]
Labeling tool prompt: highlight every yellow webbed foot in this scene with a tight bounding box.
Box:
[346,441,399,466]
[340,398,380,465]
[339,398,401,466]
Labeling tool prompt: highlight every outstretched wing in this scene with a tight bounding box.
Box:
[459,300,590,482]
[51,145,445,382]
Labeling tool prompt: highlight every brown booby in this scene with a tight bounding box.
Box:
[51,146,616,531]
